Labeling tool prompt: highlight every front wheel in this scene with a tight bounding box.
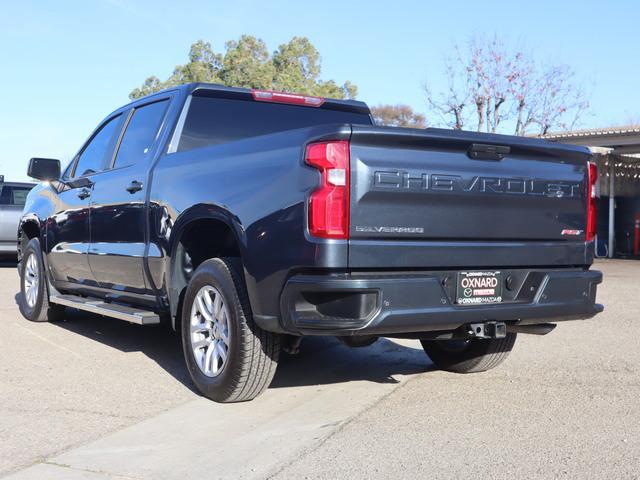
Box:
[181,258,280,403]
[18,238,65,323]
[420,333,517,373]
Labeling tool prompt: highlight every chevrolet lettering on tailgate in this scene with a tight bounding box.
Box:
[373,171,582,198]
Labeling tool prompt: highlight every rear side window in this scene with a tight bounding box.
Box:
[73,115,122,177]
[0,186,32,206]
[178,96,372,152]
[114,100,169,169]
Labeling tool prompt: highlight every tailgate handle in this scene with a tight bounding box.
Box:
[467,143,510,161]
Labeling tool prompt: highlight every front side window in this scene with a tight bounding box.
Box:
[0,186,32,206]
[73,115,122,177]
[113,100,169,169]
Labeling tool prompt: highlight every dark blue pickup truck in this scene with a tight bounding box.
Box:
[18,83,602,402]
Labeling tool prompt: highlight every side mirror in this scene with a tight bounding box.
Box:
[28,158,61,181]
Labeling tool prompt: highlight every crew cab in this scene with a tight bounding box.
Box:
[18,83,603,402]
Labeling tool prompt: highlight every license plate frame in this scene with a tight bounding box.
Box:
[456,271,503,306]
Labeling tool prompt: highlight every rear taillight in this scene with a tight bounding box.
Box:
[587,161,598,241]
[305,141,350,239]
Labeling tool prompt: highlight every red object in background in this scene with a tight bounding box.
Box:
[586,162,598,242]
[634,214,640,257]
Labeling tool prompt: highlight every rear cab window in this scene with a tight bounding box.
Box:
[177,93,372,152]
[114,99,169,169]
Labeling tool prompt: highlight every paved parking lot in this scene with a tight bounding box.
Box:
[1,259,639,479]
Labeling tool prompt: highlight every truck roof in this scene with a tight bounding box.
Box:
[130,82,371,116]
[0,178,35,187]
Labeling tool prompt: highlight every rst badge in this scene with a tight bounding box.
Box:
[561,229,583,236]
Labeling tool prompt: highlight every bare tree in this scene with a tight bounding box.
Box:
[425,51,470,130]
[526,64,590,135]
[623,114,640,126]
[424,35,589,136]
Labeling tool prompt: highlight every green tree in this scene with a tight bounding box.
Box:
[219,35,274,89]
[129,36,357,100]
[129,76,165,100]
[270,37,356,99]
[129,41,222,99]
[370,104,426,128]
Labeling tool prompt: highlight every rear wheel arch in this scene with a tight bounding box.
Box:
[168,210,247,329]
[18,218,42,261]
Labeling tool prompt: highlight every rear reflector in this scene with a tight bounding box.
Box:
[251,89,325,107]
[305,141,350,239]
[586,161,598,241]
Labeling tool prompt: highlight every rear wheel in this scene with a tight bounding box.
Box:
[18,238,65,323]
[420,333,517,373]
[181,258,280,402]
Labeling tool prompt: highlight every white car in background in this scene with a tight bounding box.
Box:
[0,176,35,256]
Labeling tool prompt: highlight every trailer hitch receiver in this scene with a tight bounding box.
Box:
[467,322,507,339]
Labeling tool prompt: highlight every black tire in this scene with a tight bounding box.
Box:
[420,333,517,373]
[18,238,66,323]
[181,258,280,403]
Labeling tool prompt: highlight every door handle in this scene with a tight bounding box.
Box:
[126,180,143,194]
[77,188,91,200]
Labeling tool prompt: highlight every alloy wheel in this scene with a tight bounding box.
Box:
[23,253,39,308]
[189,285,231,377]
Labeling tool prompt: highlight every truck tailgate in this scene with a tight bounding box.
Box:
[348,126,592,269]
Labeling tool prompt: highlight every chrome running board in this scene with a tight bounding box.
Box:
[50,294,160,325]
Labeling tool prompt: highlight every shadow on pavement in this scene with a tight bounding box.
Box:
[272,337,432,388]
[45,308,431,394]
[51,308,197,392]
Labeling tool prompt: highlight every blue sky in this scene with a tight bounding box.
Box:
[1,0,638,181]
